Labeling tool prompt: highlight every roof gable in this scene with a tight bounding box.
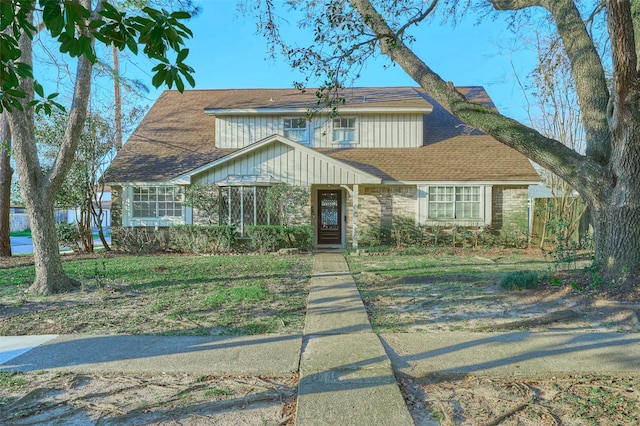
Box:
[173,135,382,185]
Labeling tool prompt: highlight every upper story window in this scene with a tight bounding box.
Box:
[428,186,480,219]
[132,186,183,218]
[283,118,308,144]
[332,117,356,143]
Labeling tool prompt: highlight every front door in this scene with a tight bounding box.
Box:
[317,190,342,245]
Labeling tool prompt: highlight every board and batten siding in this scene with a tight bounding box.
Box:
[194,142,364,186]
[214,114,424,149]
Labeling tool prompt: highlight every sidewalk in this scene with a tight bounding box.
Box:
[296,253,414,425]
[2,253,640,425]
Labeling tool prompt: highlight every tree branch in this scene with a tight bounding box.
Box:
[396,0,439,37]
[606,0,638,101]
[348,0,606,204]
[492,0,611,163]
[47,0,96,200]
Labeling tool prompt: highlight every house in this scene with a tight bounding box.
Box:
[64,186,112,229]
[104,87,540,249]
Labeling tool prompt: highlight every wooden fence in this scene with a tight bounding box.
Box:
[529,197,591,248]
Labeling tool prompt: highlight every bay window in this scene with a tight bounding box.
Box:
[219,185,278,235]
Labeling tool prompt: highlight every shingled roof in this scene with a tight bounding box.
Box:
[203,87,433,113]
[105,86,539,184]
[104,90,233,183]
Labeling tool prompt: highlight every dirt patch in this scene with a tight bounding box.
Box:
[352,251,640,334]
[399,374,640,425]
[0,371,296,425]
[349,250,640,424]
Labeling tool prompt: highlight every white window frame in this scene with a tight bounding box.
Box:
[283,117,309,144]
[417,185,490,225]
[132,186,184,219]
[332,117,356,143]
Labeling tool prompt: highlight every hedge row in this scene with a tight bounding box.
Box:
[111,225,313,254]
[359,221,528,249]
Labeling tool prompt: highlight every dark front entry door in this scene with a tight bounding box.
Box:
[317,190,342,245]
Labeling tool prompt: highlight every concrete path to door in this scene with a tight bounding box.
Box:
[295,253,414,425]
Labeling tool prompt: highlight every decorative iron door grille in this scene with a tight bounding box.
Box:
[317,190,342,245]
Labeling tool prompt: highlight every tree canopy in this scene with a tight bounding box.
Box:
[1,0,194,113]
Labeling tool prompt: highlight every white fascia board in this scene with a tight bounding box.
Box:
[105,181,184,187]
[205,106,432,115]
[171,134,382,185]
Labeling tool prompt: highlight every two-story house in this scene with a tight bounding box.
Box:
[105,87,540,249]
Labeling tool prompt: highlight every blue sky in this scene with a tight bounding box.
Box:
[123,1,535,123]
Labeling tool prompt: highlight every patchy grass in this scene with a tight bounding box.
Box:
[0,372,27,390]
[0,254,312,336]
[345,249,626,333]
[405,374,640,425]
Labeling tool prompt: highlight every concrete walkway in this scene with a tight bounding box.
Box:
[3,253,640,425]
[296,254,414,425]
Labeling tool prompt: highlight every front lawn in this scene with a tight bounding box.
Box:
[0,253,312,336]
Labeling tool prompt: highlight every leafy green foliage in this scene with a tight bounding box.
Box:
[183,183,220,224]
[246,225,313,252]
[499,270,540,290]
[167,225,237,253]
[265,184,310,226]
[55,222,82,252]
[37,109,116,252]
[0,0,195,112]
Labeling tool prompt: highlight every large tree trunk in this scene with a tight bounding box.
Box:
[0,113,12,257]
[7,7,93,294]
[26,187,80,293]
[591,203,640,278]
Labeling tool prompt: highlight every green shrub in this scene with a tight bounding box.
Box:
[167,225,237,254]
[56,222,82,252]
[360,226,393,247]
[284,225,313,250]
[111,227,168,253]
[246,225,286,253]
[391,218,421,248]
[499,270,539,290]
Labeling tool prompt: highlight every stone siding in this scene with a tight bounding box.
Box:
[347,185,416,246]
[110,185,122,228]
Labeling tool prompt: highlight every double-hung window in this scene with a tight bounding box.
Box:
[428,186,480,219]
[283,118,308,144]
[332,117,356,143]
[132,187,183,218]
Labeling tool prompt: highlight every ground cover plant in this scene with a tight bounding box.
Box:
[0,253,312,336]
